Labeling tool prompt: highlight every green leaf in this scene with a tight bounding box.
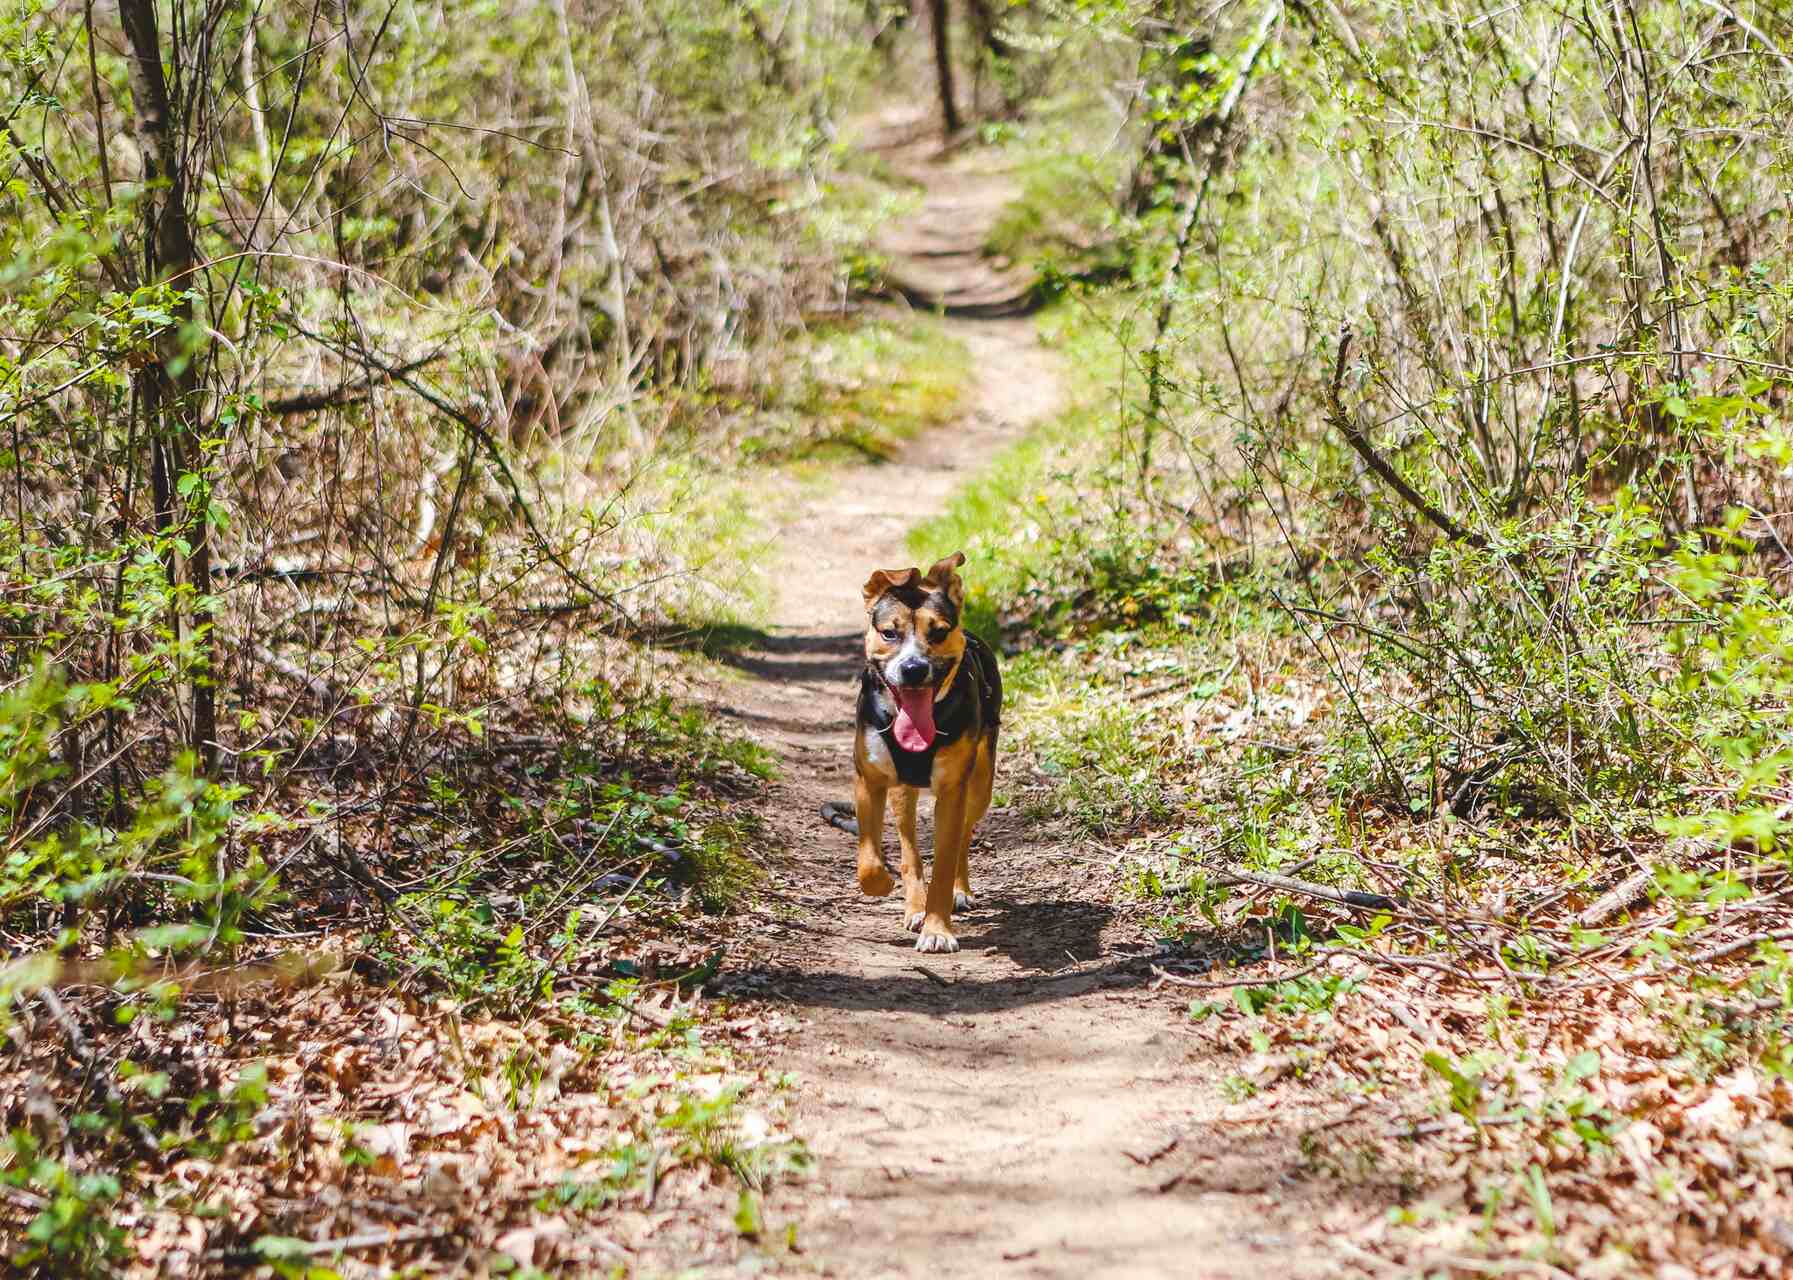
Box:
[733,1188,763,1238]
[136,923,213,950]
[1525,1164,1556,1239]
[253,1236,312,1261]
[1563,1050,1600,1083]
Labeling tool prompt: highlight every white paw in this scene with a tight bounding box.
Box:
[904,910,926,933]
[954,891,975,911]
[915,927,959,954]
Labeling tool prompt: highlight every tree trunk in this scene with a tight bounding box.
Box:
[929,0,962,134]
[117,0,217,773]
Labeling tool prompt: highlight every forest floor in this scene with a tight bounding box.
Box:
[691,111,1332,1280]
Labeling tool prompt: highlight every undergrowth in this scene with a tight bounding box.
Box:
[926,237,1793,1277]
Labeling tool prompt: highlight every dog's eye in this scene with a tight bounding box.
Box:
[879,626,899,641]
[928,626,950,644]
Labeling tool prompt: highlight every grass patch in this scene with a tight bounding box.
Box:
[906,298,1128,645]
[630,312,975,634]
[376,683,775,1016]
[747,314,973,466]
[984,150,1125,268]
[629,450,776,627]
[997,646,1184,834]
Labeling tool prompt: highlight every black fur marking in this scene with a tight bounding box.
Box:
[921,591,961,628]
[872,583,960,629]
[859,633,1002,789]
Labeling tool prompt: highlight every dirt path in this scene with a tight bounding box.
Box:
[706,119,1326,1280]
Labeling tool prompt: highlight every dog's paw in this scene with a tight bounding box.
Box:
[915,924,959,954]
[903,910,926,933]
[953,890,975,911]
[857,864,896,897]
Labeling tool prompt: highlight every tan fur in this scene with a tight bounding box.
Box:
[852,551,996,954]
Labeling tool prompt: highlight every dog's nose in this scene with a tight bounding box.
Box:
[898,657,931,684]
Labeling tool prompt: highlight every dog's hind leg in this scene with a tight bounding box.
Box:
[893,786,926,931]
[955,732,995,910]
[854,773,895,897]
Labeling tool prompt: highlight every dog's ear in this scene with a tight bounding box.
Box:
[924,551,967,607]
[862,566,918,609]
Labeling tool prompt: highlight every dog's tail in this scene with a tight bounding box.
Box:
[819,800,859,836]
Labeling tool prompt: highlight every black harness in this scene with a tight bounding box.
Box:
[859,633,1002,789]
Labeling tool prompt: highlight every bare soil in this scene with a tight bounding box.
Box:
[702,117,1334,1280]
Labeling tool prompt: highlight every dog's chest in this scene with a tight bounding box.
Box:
[858,726,900,783]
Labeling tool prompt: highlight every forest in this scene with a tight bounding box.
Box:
[3,0,1792,1274]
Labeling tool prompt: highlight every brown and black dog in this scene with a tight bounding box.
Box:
[823,551,1001,954]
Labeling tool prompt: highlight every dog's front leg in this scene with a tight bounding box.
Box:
[854,773,895,896]
[915,777,965,953]
[895,786,928,931]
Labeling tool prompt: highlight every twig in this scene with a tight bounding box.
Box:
[1123,1134,1181,1165]
[1151,958,1330,991]
[1689,927,1793,965]
[1577,866,1655,927]
[2,1185,47,1212]
[206,1225,448,1261]
[1388,1113,1524,1139]
[1217,863,1401,911]
[589,861,654,935]
[264,350,445,414]
[1325,326,1487,548]
[38,989,161,1162]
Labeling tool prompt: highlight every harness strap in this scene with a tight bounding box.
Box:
[932,650,965,704]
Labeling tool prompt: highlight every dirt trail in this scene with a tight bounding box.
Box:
[709,116,1325,1279]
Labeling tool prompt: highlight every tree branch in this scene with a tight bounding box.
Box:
[1325,326,1488,549]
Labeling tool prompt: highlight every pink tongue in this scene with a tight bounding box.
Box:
[892,686,936,751]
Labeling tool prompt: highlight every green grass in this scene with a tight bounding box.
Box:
[905,419,1078,644]
[756,315,973,466]
[983,150,1124,266]
[633,451,776,627]
[997,647,1184,834]
[635,314,974,634]
[906,299,1127,645]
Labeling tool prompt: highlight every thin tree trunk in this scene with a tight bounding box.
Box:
[929,0,962,134]
[1139,2,1279,488]
[242,22,270,182]
[118,0,217,773]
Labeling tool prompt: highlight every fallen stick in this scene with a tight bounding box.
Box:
[207,1225,448,1261]
[1689,926,1793,965]
[3,946,344,996]
[1151,959,1331,991]
[1578,867,1655,927]
[1217,865,1400,911]
[910,965,955,987]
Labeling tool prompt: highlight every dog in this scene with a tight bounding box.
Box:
[821,551,1001,954]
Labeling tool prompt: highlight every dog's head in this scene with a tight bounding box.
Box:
[862,552,967,752]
